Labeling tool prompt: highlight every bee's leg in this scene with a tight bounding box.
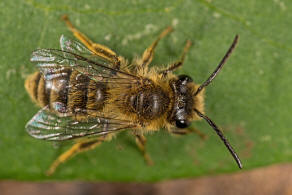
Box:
[46,138,105,176]
[140,26,173,68]
[61,15,123,70]
[159,40,192,76]
[134,134,154,165]
[171,126,207,140]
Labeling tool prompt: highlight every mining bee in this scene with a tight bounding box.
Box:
[25,15,242,175]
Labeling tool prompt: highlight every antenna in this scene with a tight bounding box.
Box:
[193,108,243,169]
[194,35,239,96]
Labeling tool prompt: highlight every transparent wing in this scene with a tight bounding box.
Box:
[59,34,91,55]
[30,35,140,85]
[26,107,136,141]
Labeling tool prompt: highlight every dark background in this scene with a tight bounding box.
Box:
[1,163,292,195]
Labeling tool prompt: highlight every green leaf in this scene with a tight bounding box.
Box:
[0,0,291,181]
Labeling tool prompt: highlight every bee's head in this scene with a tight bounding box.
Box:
[168,35,242,169]
[168,74,204,129]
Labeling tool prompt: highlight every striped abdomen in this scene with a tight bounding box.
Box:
[25,70,107,114]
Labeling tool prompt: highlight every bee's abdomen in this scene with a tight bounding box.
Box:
[25,70,107,114]
[66,71,90,113]
[49,69,72,113]
[25,71,49,107]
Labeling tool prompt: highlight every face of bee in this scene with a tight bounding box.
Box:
[169,75,196,129]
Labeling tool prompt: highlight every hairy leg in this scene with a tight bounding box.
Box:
[62,15,123,70]
[46,138,105,175]
[159,40,192,76]
[134,134,153,165]
[171,126,207,140]
[140,26,173,68]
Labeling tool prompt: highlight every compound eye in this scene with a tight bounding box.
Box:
[178,75,193,85]
[175,120,190,128]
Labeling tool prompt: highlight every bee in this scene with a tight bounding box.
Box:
[25,15,242,175]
